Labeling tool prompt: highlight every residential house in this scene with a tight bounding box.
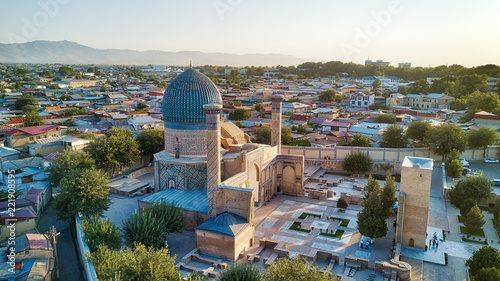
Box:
[27,135,91,156]
[350,93,375,108]
[108,114,129,127]
[405,93,454,109]
[0,233,55,279]
[128,116,160,131]
[308,137,336,148]
[1,157,45,185]
[474,111,500,129]
[321,120,352,132]
[326,131,353,146]
[105,93,128,104]
[5,125,61,148]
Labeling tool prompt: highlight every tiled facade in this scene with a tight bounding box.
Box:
[158,161,207,191]
[164,128,208,157]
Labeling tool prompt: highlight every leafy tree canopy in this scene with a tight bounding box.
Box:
[379,124,408,148]
[52,168,110,222]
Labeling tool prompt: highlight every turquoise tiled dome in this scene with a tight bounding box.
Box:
[162,69,222,130]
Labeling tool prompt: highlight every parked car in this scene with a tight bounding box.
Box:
[462,168,471,176]
[459,158,470,167]
[484,158,499,163]
[466,171,481,177]
[494,179,500,186]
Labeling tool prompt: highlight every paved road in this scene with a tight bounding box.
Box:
[37,202,82,281]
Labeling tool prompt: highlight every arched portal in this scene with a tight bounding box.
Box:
[282,166,295,194]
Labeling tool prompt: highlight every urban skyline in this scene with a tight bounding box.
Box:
[1,0,500,67]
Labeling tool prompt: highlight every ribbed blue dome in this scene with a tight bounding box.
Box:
[162,69,222,130]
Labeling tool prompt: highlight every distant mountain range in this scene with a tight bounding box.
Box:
[0,40,312,67]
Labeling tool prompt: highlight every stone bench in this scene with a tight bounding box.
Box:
[264,253,279,267]
[247,246,265,262]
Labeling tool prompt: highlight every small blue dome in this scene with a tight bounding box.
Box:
[162,69,222,130]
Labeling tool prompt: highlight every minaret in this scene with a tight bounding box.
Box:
[203,103,222,218]
[270,95,284,153]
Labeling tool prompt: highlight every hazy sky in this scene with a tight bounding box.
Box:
[1,0,499,67]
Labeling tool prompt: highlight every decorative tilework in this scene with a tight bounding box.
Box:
[271,95,283,150]
[162,69,222,130]
[204,106,221,217]
[164,128,208,157]
[158,161,207,191]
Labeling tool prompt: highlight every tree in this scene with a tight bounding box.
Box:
[88,244,181,281]
[290,139,311,146]
[52,168,110,222]
[460,198,477,217]
[455,74,489,98]
[408,80,430,95]
[468,127,498,158]
[466,246,500,276]
[493,200,500,221]
[446,159,463,178]
[449,172,493,207]
[425,123,467,160]
[379,124,408,148]
[281,126,292,145]
[381,174,397,217]
[350,133,372,147]
[261,255,339,281]
[465,205,485,230]
[296,123,307,135]
[85,127,140,175]
[405,120,432,144]
[24,110,44,127]
[235,120,244,128]
[337,198,348,210]
[136,102,147,110]
[136,129,164,156]
[81,216,122,253]
[364,174,381,197]
[252,126,291,145]
[229,108,251,121]
[357,192,388,239]
[252,126,272,144]
[217,263,261,281]
[14,93,37,110]
[57,66,74,76]
[476,267,500,281]
[372,78,381,89]
[46,150,95,187]
[318,90,344,103]
[254,103,264,111]
[123,202,185,248]
[342,151,373,175]
[375,114,396,124]
[233,100,243,106]
[445,149,462,178]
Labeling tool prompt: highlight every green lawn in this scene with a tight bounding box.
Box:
[298,212,321,219]
[289,222,311,233]
[319,229,345,239]
[462,238,487,245]
[330,217,350,227]
[458,216,465,223]
[460,226,485,237]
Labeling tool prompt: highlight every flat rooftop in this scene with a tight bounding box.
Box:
[402,156,433,170]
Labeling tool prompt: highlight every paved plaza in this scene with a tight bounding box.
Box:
[100,166,500,280]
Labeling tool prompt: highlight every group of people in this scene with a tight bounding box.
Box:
[429,232,439,248]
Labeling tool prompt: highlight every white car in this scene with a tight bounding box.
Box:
[459,158,470,167]
[484,158,499,163]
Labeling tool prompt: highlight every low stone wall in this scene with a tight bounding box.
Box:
[344,255,369,269]
[127,166,154,179]
[75,215,98,281]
